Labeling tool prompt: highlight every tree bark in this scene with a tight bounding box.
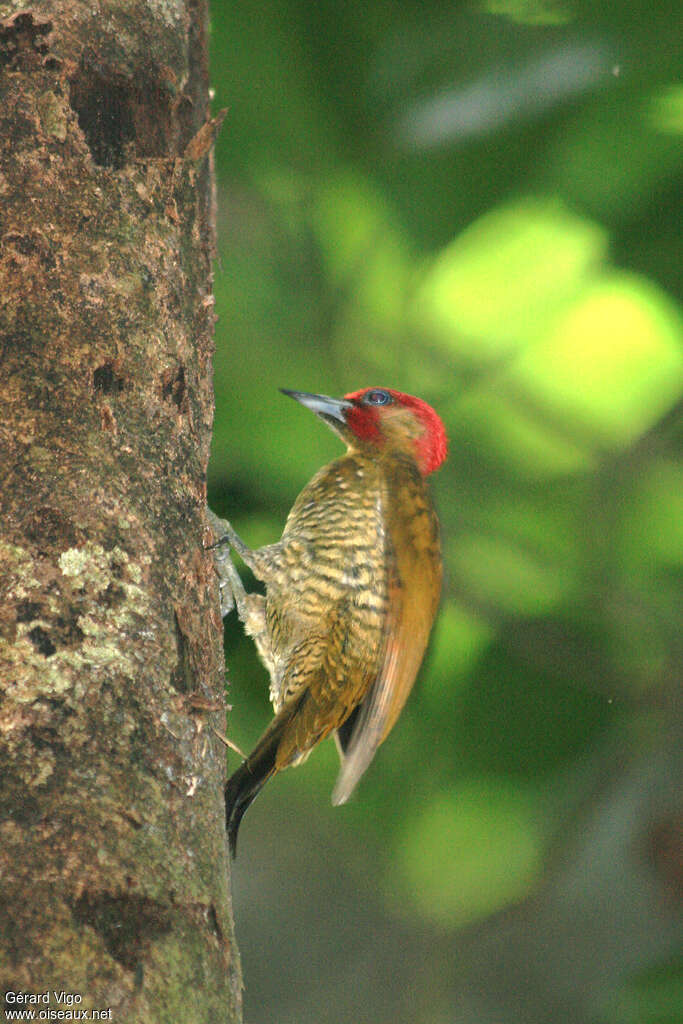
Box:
[0,2,241,1020]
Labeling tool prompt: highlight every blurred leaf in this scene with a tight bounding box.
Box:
[412,198,606,359]
[647,84,683,135]
[455,387,596,476]
[388,778,544,926]
[546,94,683,217]
[450,531,573,614]
[618,460,683,574]
[422,601,494,709]
[482,0,573,25]
[510,273,683,446]
[312,172,411,316]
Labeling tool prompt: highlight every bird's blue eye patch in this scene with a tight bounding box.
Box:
[363,389,392,406]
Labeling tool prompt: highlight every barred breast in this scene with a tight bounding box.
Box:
[263,453,389,758]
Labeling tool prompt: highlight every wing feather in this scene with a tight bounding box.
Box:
[332,453,441,805]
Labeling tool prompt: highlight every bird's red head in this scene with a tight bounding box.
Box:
[343,387,448,475]
[281,387,448,475]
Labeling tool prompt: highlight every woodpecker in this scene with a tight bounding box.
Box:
[211,387,447,855]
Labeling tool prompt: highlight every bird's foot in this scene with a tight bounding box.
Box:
[206,509,268,630]
[206,509,245,618]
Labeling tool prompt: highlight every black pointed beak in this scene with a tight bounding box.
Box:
[280,389,352,426]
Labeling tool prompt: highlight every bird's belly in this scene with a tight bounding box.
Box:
[264,537,387,715]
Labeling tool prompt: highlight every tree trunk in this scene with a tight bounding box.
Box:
[0,2,241,1020]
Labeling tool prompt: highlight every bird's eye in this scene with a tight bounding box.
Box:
[363,389,392,406]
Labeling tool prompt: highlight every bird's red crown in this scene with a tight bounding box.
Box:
[343,387,448,476]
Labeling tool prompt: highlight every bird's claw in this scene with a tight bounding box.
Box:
[218,576,236,618]
[206,508,240,618]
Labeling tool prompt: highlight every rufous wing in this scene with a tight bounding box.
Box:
[332,456,441,805]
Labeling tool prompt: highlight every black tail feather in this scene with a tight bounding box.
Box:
[225,720,282,857]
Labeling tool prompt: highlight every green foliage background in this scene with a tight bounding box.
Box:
[208,2,682,1021]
